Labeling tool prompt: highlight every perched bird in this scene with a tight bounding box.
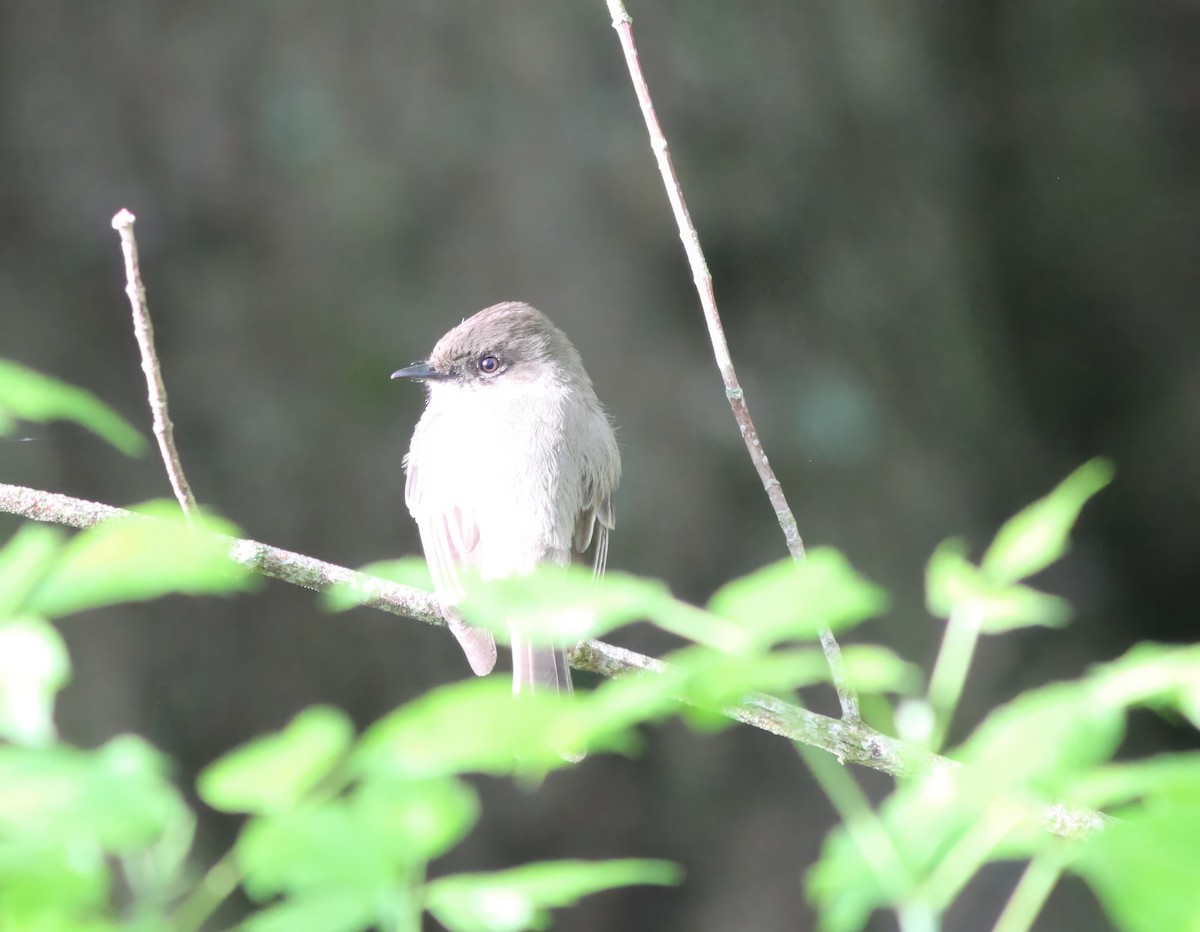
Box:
[393,301,620,695]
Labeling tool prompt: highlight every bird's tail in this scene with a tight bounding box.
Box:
[446,609,497,676]
[511,635,584,761]
[511,634,573,697]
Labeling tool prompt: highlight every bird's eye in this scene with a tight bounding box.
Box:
[478,355,500,374]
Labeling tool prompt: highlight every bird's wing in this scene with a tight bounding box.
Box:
[573,487,615,577]
[405,455,497,676]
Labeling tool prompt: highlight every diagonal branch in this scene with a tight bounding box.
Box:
[603,1,859,722]
[0,482,890,760]
[0,480,1106,840]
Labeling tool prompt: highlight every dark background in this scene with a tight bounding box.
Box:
[2,2,1197,929]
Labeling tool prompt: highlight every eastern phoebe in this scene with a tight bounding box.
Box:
[392,301,620,695]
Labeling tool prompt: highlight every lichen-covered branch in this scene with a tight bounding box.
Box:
[0,480,1106,839]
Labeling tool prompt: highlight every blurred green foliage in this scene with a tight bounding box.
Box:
[0,360,145,457]
[1,363,1197,930]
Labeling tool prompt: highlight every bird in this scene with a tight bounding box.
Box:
[392,301,620,696]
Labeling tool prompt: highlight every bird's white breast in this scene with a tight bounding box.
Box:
[408,377,581,578]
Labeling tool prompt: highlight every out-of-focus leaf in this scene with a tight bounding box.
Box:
[925,538,978,619]
[425,859,681,932]
[808,766,978,932]
[664,646,829,714]
[0,360,145,456]
[663,643,919,715]
[925,539,1071,631]
[1089,642,1200,729]
[0,737,190,855]
[809,748,1062,931]
[973,584,1071,633]
[981,459,1113,584]
[707,549,887,648]
[240,891,376,932]
[238,806,385,900]
[26,504,251,617]
[1073,754,1200,810]
[955,683,1124,794]
[85,736,193,853]
[1074,797,1200,932]
[199,707,354,814]
[563,664,686,752]
[0,838,110,925]
[812,671,1131,928]
[352,776,478,865]
[841,645,924,695]
[0,748,90,837]
[322,558,434,612]
[353,679,588,779]
[813,642,1200,931]
[0,616,70,746]
[0,525,63,619]
[120,783,196,904]
[236,783,461,901]
[463,567,708,648]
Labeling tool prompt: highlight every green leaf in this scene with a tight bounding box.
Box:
[0,525,64,619]
[322,558,434,612]
[0,616,71,746]
[925,539,1071,631]
[240,891,376,932]
[238,806,382,900]
[352,776,479,865]
[425,859,681,932]
[981,459,1113,584]
[1088,642,1200,728]
[808,766,987,932]
[841,645,924,695]
[0,838,111,925]
[810,678,1129,927]
[0,737,190,854]
[235,781,469,902]
[707,548,888,648]
[1074,797,1200,932]
[0,360,145,456]
[572,667,684,744]
[83,736,193,853]
[353,679,586,779]
[26,504,252,617]
[956,682,1124,795]
[1073,754,1200,810]
[973,584,1072,633]
[812,643,1200,931]
[661,643,919,715]
[198,707,354,814]
[925,538,978,619]
[463,567,693,648]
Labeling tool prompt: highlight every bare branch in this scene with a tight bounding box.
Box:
[0,482,889,761]
[111,209,198,516]
[0,480,1107,839]
[602,2,859,722]
[0,482,443,627]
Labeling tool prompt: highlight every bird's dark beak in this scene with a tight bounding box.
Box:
[390,361,446,381]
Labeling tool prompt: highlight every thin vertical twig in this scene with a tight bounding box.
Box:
[603,2,859,722]
[111,209,198,516]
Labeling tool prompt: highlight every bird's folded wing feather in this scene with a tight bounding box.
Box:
[574,489,615,577]
[406,457,497,676]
